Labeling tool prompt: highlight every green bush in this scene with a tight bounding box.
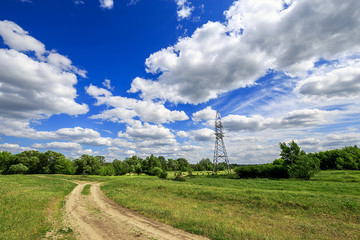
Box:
[158,171,168,179]
[8,164,28,174]
[173,172,186,181]
[234,164,289,179]
[288,154,320,180]
[148,167,163,176]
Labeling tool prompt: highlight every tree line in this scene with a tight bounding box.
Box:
[1,142,359,179]
[0,150,209,177]
[234,142,360,180]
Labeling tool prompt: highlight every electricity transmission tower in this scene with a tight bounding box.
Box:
[213,111,231,173]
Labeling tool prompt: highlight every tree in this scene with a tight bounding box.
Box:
[42,150,66,174]
[177,158,190,172]
[134,163,142,175]
[288,154,320,180]
[113,159,130,175]
[158,156,168,171]
[147,155,161,169]
[279,140,320,180]
[279,140,305,166]
[8,163,28,174]
[74,154,101,175]
[96,156,106,165]
[167,159,178,171]
[197,158,213,171]
[54,157,75,174]
[100,165,115,176]
[0,151,12,174]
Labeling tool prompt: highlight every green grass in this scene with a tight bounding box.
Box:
[0,175,77,240]
[1,171,359,240]
[81,184,92,195]
[101,170,360,240]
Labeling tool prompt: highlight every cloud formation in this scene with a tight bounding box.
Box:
[0,20,88,122]
[129,0,360,105]
[175,0,194,20]
[86,84,189,124]
[99,0,114,9]
[222,109,334,131]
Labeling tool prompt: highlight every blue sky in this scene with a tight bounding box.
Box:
[0,0,359,164]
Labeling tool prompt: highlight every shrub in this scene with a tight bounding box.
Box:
[234,164,289,179]
[173,172,186,181]
[288,154,320,180]
[158,171,168,179]
[100,165,115,176]
[148,167,163,176]
[8,164,28,174]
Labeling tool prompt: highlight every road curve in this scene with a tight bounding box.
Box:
[65,182,209,240]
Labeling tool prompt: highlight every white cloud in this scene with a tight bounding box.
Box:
[32,141,82,151]
[192,106,216,122]
[0,49,88,119]
[74,0,85,5]
[130,0,360,105]
[102,79,114,91]
[0,20,45,56]
[99,0,114,9]
[119,121,175,140]
[87,84,189,124]
[0,121,114,147]
[175,0,194,20]
[191,128,214,142]
[127,0,140,6]
[297,59,360,100]
[0,143,31,152]
[177,130,188,138]
[0,20,88,123]
[222,109,334,131]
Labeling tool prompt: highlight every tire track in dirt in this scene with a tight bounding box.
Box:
[65,182,209,240]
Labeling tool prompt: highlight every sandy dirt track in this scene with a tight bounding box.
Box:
[65,182,209,240]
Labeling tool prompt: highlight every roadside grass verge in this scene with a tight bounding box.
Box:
[81,184,92,195]
[101,170,360,240]
[0,175,77,240]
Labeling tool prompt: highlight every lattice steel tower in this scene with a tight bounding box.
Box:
[213,111,231,173]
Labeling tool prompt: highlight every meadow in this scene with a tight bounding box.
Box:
[0,171,359,239]
[0,175,77,240]
[101,170,360,240]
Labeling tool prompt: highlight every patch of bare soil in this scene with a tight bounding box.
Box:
[65,182,209,240]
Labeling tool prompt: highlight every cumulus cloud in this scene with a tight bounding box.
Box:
[297,59,360,100]
[32,141,82,151]
[177,130,189,138]
[0,143,31,152]
[99,0,113,9]
[86,84,189,124]
[175,0,194,20]
[0,20,88,122]
[0,20,45,56]
[192,106,217,122]
[129,0,360,105]
[191,128,214,142]
[0,120,114,147]
[119,121,175,140]
[222,109,334,131]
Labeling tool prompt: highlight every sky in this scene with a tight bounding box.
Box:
[0,0,359,164]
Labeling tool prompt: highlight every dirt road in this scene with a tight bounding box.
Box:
[65,182,209,240]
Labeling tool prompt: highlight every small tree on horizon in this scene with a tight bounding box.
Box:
[279,140,320,180]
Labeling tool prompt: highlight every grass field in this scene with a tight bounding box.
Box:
[101,170,360,240]
[0,175,77,240]
[1,171,359,240]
